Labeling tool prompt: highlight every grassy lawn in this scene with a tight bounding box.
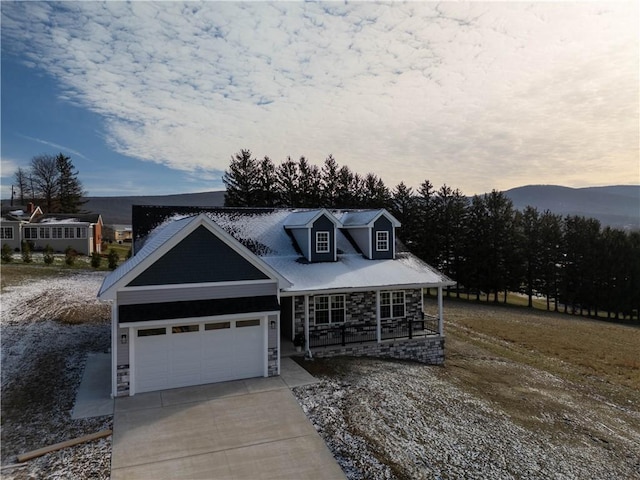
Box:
[431,297,640,442]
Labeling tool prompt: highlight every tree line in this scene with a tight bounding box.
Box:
[13,153,86,214]
[224,149,640,322]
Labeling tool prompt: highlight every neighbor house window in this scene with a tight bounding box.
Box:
[39,227,50,239]
[316,231,330,253]
[376,231,389,251]
[23,227,38,239]
[314,295,345,324]
[380,291,405,319]
[51,227,63,239]
[1,227,13,239]
[64,227,75,239]
[76,227,87,239]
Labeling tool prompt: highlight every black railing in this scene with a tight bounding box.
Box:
[308,315,439,348]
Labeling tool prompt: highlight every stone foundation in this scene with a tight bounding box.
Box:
[310,335,445,365]
[268,347,278,376]
[116,365,130,397]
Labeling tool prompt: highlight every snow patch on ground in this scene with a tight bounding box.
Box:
[293,358,640,480]
[1,271,111,479]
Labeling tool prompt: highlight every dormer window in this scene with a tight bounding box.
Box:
[376,231,389,251]
[316,231,330,253]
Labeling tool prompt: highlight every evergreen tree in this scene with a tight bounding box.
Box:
[517,206,541,308]
[464,195,489,301]
[56,153,86,213]
[414,180,438,266]
[538,211,562,311]
[390,182,416,245]
[335,165,356,207]
[297,157,322,207]
[223,150,259,207]
[361,173,390,208]
[276,157,300,207]
[255,156,278,207]
[320,155,340,207]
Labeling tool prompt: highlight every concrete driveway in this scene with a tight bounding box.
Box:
[111,359,345,479]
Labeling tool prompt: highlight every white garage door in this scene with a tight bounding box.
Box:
[134,318,264,394]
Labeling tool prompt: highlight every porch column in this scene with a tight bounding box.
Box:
[304,295,310,353]
[376,290,381,343]
[437,286,444,336]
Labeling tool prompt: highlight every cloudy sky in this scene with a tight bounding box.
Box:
[1,1,638,198]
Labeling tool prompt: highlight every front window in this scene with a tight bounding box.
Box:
[380,291,405,319]
[39,227,50,239]
[316,231,330,253]
[64,227,75,239]
[23,227,38,239]
[1,227,13,239]
[314,295,345,324]
[376,231,389,251]
[52,227,63,239]
[76,227,87,239]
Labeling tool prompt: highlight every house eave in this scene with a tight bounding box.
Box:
[280,281,455,297]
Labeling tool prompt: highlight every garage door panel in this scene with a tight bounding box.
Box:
[136,331,170,393]
[134,318,265,394]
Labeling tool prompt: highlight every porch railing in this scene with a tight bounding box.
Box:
[308,314,439,348]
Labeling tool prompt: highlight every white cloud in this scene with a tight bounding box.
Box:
[1,1,637,194]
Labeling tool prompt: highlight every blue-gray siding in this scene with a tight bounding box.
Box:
[310,214,335,262]
[128,225,269,286]
[371,216,394,260]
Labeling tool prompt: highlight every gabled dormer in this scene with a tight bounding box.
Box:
[340,209,401,260]
[283,209,341,262]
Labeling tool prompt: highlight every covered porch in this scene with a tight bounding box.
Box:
[280,286,446,364]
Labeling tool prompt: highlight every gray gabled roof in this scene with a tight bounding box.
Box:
[339,209,401,228]
[283,209,341,229]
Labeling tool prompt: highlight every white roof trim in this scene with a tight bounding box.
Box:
[98,213,291,300]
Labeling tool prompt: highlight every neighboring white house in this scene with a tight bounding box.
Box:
[0,204,103,255]
[98,206,455,397]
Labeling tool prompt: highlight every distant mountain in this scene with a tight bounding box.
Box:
[83,191,226,224]
[6,184,638,230]
[503,185,639,231]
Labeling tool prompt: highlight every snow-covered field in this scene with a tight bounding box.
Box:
[1,270,111,479]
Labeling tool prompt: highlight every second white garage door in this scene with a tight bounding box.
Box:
[134,318,264,394]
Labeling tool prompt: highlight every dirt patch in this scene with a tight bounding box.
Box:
[1,270,112,479]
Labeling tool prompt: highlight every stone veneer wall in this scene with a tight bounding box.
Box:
[116,366,130,397]
[294,288,424,331]
[312,336,445,365]
[268,347,278,376]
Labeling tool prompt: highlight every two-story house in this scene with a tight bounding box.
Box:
[98,206,455,397]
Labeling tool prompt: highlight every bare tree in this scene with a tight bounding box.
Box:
[13,167,31,204]
[30,154,59,212]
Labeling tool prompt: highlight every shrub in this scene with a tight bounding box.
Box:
[64,246,77,266]
[1,243,12,263]
[107,248,119,270]
[90,251,102,268]
[126,247,133,259]
[21,241,32,263]
[43,244,54,265]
